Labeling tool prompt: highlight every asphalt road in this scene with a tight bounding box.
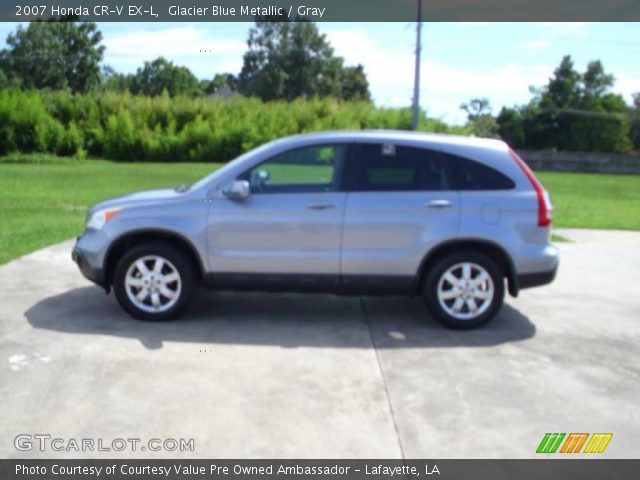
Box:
[0,229,638,458]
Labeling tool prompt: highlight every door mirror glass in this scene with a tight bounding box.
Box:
[250,170,270,190]
[223,180,251,201]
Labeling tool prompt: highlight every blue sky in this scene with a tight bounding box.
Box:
[1,22,638,123]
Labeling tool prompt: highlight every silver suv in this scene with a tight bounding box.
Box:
[72,131,558,329]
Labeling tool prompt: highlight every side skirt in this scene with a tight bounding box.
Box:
[204,273,417,295]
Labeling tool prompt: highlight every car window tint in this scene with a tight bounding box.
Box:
[353,144,450,192]
[446,154,515,190]
[240,145,345,194]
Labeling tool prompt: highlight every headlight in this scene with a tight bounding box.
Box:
[86,208,121,230]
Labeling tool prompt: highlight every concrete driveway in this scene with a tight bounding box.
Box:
[0,229,638,458]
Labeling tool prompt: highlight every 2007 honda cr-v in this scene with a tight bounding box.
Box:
[72,130,558,329]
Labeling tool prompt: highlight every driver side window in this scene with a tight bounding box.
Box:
[239,144,345,194]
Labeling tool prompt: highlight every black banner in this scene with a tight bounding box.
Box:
[1,460,639,480]
[3,0,640,22]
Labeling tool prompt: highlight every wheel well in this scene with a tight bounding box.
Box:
[417,240,518,296]
[104,231,205,288]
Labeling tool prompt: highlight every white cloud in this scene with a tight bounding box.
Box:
[326,28,553,123]
[103,26,246,77]
[520,40,550,50]
[423,62,549,96]
[325,28,414,103]
[616,76,640,100]
[517,23,589,53]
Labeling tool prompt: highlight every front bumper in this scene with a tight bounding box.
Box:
[71,229,110,288]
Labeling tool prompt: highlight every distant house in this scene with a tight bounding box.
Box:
[210,85,238,100]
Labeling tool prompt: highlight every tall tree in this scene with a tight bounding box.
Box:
[496,107,525,148]
[101,66,134,93]
[498,55,632,152]
[629,92,640,150]
[340,65,370,101]
[130,57,200,97]
[238,17,370,101]
[460,97,499,139]
[0,17,104,93]
[581,60,615,100]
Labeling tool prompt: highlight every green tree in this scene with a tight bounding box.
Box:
[460,97,499,139]
[101,66,135,93]
[496,106,525,148]
[504,56,632,152]
[340,65,370,101]
[130,57,200,97]
[238,17,370,101]
[204,73,238,95]
[629,93,640,150]
[0,17,104,93]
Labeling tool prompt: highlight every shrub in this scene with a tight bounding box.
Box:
[0,89,462,162]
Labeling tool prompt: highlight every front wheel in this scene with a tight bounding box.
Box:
[424,251,504,329]
[113,243,196,321]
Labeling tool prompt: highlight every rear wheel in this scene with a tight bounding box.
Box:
[113,243,196,321]
[424,251,504,329]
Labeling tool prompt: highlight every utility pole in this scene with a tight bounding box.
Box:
[411,0,423,131]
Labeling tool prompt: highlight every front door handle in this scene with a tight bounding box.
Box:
[425,199,452,209]
[306,202,335,210]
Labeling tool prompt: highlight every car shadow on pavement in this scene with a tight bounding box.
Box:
[24,286,536,350]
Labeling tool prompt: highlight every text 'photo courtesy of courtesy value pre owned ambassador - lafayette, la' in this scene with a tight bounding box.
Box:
[72,130,559,329]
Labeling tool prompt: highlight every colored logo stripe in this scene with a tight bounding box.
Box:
[583,433,613,454]
[536,433,565,453]
[560,433,589,453]
[537,433,613,454]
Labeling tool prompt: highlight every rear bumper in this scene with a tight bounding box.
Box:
[517,264,558,290]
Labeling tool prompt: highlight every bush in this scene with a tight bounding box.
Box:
[0,89,461,162]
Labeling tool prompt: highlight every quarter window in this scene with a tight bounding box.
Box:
[445,154,515,190]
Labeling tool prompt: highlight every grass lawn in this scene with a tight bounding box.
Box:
[537,171,640,231]
[0,159,638,265]
[0,160,219,265]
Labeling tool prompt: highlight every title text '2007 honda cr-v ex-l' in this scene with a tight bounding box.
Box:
[72,130,558,329]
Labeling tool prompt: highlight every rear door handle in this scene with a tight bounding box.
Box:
[306,202,335,210]
[425,199,452,209]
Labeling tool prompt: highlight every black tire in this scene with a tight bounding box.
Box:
[423,250,504,329]
[113,242,196,321]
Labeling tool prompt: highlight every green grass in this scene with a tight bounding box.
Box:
[0,160,219,265]
[0,158,638,265]
[537,171,640,231]
[551,233,571,243]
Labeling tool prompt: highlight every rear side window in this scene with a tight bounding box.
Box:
[445,154,515,190]
[348,144,450,192]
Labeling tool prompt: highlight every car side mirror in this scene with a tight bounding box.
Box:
[223,180,250,201]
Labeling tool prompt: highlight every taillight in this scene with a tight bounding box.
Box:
[509,149,552,227]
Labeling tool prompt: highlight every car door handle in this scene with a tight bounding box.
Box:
[425,199,452,209]
[306,202,335,210]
